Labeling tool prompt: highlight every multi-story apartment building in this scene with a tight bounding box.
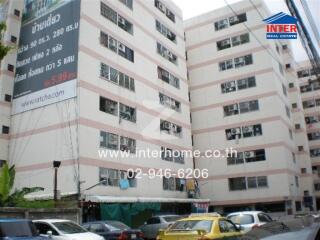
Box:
[1,0,319,219]
[294,60,320,209]
[0,0,22,168]
[185,0,315,214]
[6,0,206,222]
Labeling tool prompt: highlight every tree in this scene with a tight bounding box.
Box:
[0,22,13,61]
[0,163,44,207]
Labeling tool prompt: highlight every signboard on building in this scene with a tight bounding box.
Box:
[12,0,81,114]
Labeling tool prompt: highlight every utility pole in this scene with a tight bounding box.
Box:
[53,161,61,207]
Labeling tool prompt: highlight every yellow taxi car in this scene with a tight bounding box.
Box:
[156,213,243,240]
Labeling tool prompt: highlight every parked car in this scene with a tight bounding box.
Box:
[33,219,104,240]
[139,215,182,239]
[227,211,273,233]
[0,218,49,239]
[241,216,320,240]
[83,220,143,240]
[156,213,243,240]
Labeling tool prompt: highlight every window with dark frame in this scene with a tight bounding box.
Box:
[2,126,9,134]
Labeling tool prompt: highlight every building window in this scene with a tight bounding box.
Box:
[100,97,118,116]
[119,103,136,122]
[100,167,137,187]
[224,100,259,117]
[295,124,301,130]
[156,20,176,43]
[221,76,256,93]
[219,59,233,71]
[219,54,253,71]
[160,120,182,137]
[302,98,320,109]
[308,132,320,141]
[301,168,307,174]
[217,33,249,51]
[163,177,185,191]
[229,176,268,191]
[292,103,297,109]
[4,94,11,102]
[155,0,175,22]
[227,152,244,165]
[161,147,184,164]
[289,82,294,88]
[285,63,291,69]
[100,31,134,62]
[14,9,20,17]
[100,2,133,34]
[2,126,9,134]
[300,80,320,93]
[119,0,133,9]
[298,146,304,152]
[10,35,17,43]
[297,68,316,78]
[225,124,262,140]
[229,177,246,191]
[214,13,247,31]
[282,44,288,50]
[237,77,256,90]
[229,13,247,26]
[223,103,239,116]
[305,115,320,124]
[227,149,266,165]
[157,66,179,88]
[100,131,118,149]
[247,176,268,189]
[310,148,320,158]
[159,93,181,112]
[234,54,253,68]
[120,136,136,153]
[232,33,250,46]
[7,64,14,72]
[242,124,262,138]
[157,42,177,64]
[239,100,259,113]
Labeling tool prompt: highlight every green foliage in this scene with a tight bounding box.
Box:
[0,22,14,61]
[15,200,55,209]
[0,163,44,207]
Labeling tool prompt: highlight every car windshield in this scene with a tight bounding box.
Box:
[0,221,39,237]
[105,221,130,231]
[53,221,87,234]
[170,220,213,233]
[163,216,182,223]
[229,214,254,225]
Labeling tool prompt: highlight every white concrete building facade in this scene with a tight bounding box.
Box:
[184,0,315,214]
[7,0,194,204]
[0,0,319,216]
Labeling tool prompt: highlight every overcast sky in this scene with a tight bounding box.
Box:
[173,0,320,62]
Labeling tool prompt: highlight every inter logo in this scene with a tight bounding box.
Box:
[263,12,298,39]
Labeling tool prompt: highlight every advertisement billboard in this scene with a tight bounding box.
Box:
[12,0,81,114]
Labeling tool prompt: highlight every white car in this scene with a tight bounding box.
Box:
[33,219,104,240]
[227,211,273,233]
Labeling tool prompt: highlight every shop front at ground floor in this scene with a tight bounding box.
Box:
[82,196,210,227]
